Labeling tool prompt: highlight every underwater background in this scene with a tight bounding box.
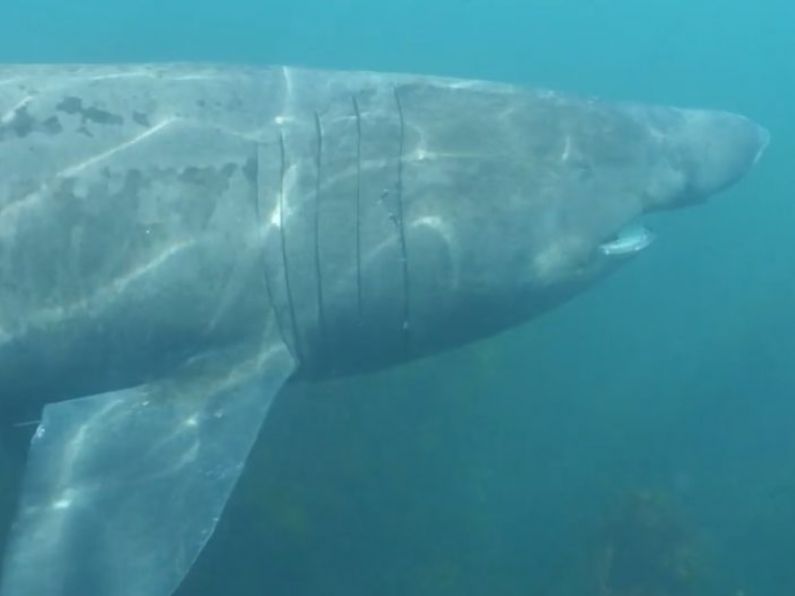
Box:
[0,0,793,594]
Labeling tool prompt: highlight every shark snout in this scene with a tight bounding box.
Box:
[680,110,769,201]
[752,124,771,166]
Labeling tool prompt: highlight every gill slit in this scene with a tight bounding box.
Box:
[393,87,410,348]
[278,133,304,362]
[352,96,363,321]
[313,111,327,344]
[255,150,289,350]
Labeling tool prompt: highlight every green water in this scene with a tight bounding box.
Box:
[1,1,793,594]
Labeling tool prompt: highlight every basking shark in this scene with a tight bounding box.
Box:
[0,64,768,595]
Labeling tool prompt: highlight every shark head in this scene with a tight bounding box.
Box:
[358,82,771,365]
[641,107,770,209]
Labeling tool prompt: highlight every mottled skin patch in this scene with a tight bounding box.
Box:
[132,111,151,127]
[41,116,63,135]
[0,107,62,140]
[178,163,237,200]
[56,96,124,126]
[242,157,257,185]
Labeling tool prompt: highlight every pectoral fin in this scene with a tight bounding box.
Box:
[0,339,295,596]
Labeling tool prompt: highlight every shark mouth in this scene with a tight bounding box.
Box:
[598,223,655,257]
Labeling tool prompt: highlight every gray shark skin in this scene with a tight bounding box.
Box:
[0,64,768,596]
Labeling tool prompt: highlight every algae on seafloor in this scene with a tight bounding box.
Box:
[593,489,703,596]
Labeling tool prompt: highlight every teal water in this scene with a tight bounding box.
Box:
[1,1,793,595]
